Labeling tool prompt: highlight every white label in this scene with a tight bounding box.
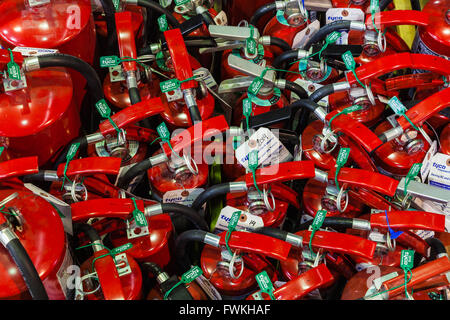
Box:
[421,140,438,182]
[216,206,264,232]
[235,127,293,171]
[292,20,320,49]
[325,8,364,45]
[414,229,435,240]
[293,78,328,107]
[213,11,228,26]
[13,47,59,57]
[56,243,74,300]
[428,153,450,190]
[163,188,205,207]
[28,0,51,7]
[193,68,217,90]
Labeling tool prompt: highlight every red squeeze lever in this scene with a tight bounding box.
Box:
[325,111,384,152]
[328,167,399,197]
[218,231,292,262]
[93,249,126,300]
[164,29,196,90]
[115,11,138,72]
[56,157,122,179]
[0,157,38,181]
[370,211,446,232]
[162,115,230,157]
[296,230,378,260]
[244,161,316,187]
[273,264,334,300]
[365,10,430,30]
[99,98,165,136]
[347,53,450,87]
[71,198,146,221]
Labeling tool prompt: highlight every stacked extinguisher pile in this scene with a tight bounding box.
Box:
[0,0,449,301]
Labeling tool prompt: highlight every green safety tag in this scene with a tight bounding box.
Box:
[174,0,189,5]
[248,150,258,170]
[255,271,275,300]
[312,209,327,229]
[181,266,203,282]
[248,77,264,96]
[67,143,80,161]
[370,0,380,12]
[0,147,4,157]
[95,99,112,118]
[112,0,120,11]
[111,243,133,255]
[407,163,422,178]
[156,122,171,140]
[387,96,406,115]
[158,15,169,32]
[132,208,147,227]
[298,59,308,72]
[243,98,252,118]
[344,105,362,113]
[336,147,350,166]
[326,31,341,44]
[100,56,120,68]
[246,38,257,56]
[228,211,242,231]
[400,250,414,270]
[342,51,356,70]
[160,79,180,93]
[7,61,20,80]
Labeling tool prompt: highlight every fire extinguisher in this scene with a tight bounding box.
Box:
[247,264,335,300]
[71,198,209,266]
[102,11,160,110]
[0,50,81,167]
[342,240,450,300]
[0,0,97,107]
[174,229,292,298]
[441,124,450,155]
[114,115,228,196]
[74,223,142,300]
[0,156,71,300]
[144,262,211,300]
[250,0,308,55]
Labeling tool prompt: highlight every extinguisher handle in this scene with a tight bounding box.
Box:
[338,135,377,172]
[56,157,122,179]
[273,264,335,300]
[82,176,122,199]
[325,111,384,152]
[99,98,165,136]
[244,161,316,187]
[71,198,145,221]
[218,231,292,261]
[347,53,450,87]
[382,256,450,299]
[365,10,430,30]
[397,87,450,130]
[328,167,399,197]
[120,126,157,143]
[115,11,138,72]
[296,230,377,260]
[93,249,126,300]
[162,115,230,158]
[164,29,196,90]
[396,231,430,258]
[370,211,446,232]
[0,157,39,181]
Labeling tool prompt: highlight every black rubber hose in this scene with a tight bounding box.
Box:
[249,2,277,27]
[99,0,118,55]
[272,49,299,69]
[200,10,216,26]
[37,54,104,103]
[288,98,322,113]
[22,171,47,183]
[303,20,352,50]
[425,238,447,260]
[137,0,181,28]
[129,87,141,105]
[188,105,203,124]
[269,36,291,52]
[191,183,232,211]
[309,83,335,102]
[73,223,102,243]
[160,203,209,231]
[253,227,290,242]
[117,158,154,189]
[295,217,354,231]
[285,80,309,99]
[3,237,48,300]
[380,0,393,10]
[53,136,88,170]
[174,230,208,272]
[141,262,165,278]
